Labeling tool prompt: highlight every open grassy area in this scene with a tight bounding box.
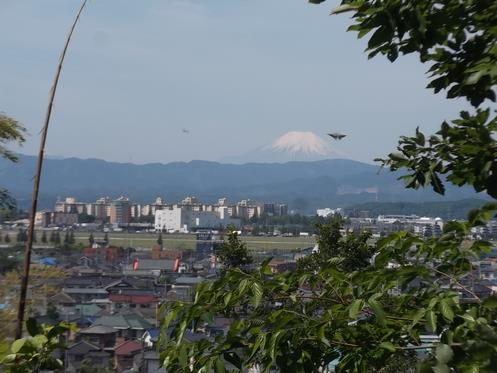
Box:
[73,232,316,251]
[0,230,316,251]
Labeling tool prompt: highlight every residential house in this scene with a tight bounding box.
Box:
[66,340,112,372]
[78,325,118,349]
[114,340,143,372]
[62,287,109,303]
[91,313,154,340]
[123,258,178,276]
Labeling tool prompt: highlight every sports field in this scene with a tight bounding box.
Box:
[73,232,315,251]
[0,230,316,251]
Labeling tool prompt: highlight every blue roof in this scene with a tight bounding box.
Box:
[39,257,57,265]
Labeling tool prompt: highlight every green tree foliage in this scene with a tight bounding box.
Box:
[307,0,497,198]
[54,232,61,246]
[41,231,47,244]
[49,231,55,244]
[216,226,253,269]
[78,212,95,223]
[298,217,375,272]
[0,318,74,372]
[160,205,497,372]
[158,1,497,372]
[0,252,19,274]
[16,229,27,243]
[0,114,26,210]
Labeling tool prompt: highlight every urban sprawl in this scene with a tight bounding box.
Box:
[1,196,496,371]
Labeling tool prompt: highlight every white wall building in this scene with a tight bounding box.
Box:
[155,207,240,232]
[316,208,343,218]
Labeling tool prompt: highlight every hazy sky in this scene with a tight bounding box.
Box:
[0,0,465,164]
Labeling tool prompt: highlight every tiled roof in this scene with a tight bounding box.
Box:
[124,259,176,271]
[79,325,117,335]
[174,276,205,285]
[92,313,153,330]
[75,304,103,316]
[114,340,142,355]
[50,292,76,304]
[63,288,108,295]
[67,340,101,355]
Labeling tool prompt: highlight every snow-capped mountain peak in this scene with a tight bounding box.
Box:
[269,131,332,156]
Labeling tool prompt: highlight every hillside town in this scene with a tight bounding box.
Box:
[1,194,497,372]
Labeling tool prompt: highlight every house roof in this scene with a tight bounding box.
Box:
[109,288,156,296]
[114,340,143,356]
[109,294,158,304]
[125,259,176,271]
[50,292,76,304]
[145,327,160,342]
[75,304,103,316]
[174,276,205,285]
[64,276,118,288]
[79,325,117,335]
[104,278,136,290]
[67,340,101,355]
[92,313,153,330]
[63,288,108,295]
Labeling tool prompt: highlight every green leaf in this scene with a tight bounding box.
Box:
[411,307,426,327]
[460,313,475,323]
[426,310,437,332]
[224,292,232,307]
[26,318,41,337]
[238,278,250,295]
[435,343,453,364]
[433,364,450,373]
[11,338,26,354]
[178,343,188,369]
[330,4,358,15]
[252,282,263,308]
[482,295,497,309]
[349,299,363,319]
[214,357,226,373]
[439,299,454,322]
[378,341,396,352]
[31,335,48,350]
[368,294,386,326]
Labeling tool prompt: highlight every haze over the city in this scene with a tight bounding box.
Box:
[0,0,465,164]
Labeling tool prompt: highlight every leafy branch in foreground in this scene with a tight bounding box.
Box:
[0,318,75,373]
[159,203,497,372]
[158,1,497,370]
[0,113,26,209]
[0,113,25,163]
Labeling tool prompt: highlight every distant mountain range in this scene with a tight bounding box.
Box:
[0,155,485,213]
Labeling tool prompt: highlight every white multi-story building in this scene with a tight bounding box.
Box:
[316,208,343,218]
[155,207,240,233]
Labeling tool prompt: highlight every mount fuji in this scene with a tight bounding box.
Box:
[222,131,344,163]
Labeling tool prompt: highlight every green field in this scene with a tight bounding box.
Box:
[74,232,316,251]
[0,230,316,251]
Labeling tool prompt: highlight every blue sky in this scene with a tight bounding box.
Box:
[0,0,464,164]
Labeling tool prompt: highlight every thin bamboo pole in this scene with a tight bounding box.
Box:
[15,0,88,339]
